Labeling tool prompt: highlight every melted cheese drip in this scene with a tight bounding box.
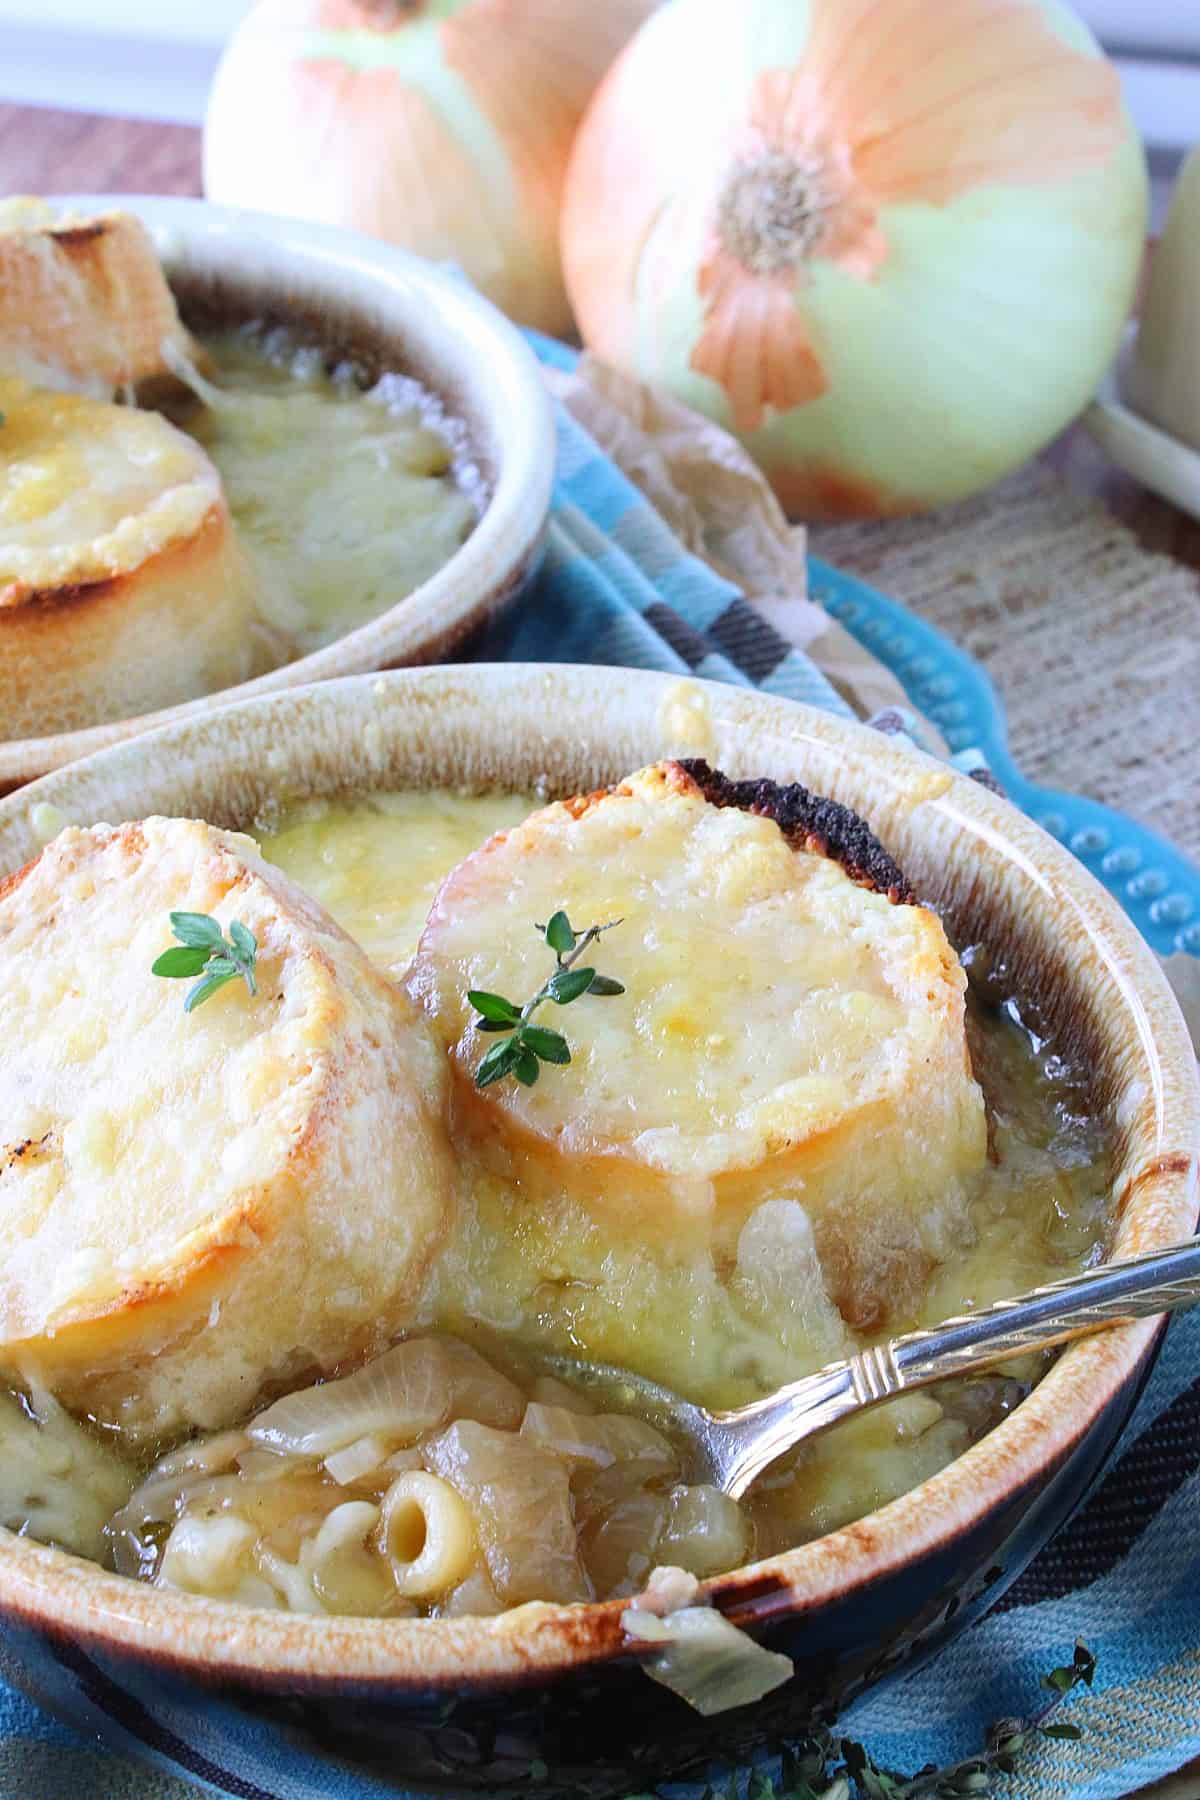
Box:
[0,1386,133,1560]
[258,790,536,973]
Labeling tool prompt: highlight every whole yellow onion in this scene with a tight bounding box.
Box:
[562,0,1147,517]
[204,0,657,336]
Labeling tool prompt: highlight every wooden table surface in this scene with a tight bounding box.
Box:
[1,96,1197,1800]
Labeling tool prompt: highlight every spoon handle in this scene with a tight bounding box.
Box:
[883,1234,1200,1391]
[716,1235,1200,1499]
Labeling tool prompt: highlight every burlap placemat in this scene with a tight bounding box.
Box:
[811,464,1200,867]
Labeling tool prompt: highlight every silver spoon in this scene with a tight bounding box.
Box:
[547,1235,1200,1500]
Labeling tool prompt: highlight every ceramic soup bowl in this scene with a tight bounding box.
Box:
[0,198,555,790]
[0,666,1195,1799]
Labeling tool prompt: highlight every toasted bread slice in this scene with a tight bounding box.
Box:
[0,377,272,737]
[410,761,987,1330]
[0,198,200,399]
[0,818,453,1444]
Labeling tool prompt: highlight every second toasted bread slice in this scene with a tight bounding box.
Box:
[410,761,988,1331]
[0,817,454,1444]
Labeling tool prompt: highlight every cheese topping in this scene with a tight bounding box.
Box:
[175,334,480,652]
[0,378,218,604]
[411,764,985,1202]
[260,789,538,974]
[0,817,453,1441]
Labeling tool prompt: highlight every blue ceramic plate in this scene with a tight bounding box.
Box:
[809,555,1200,961]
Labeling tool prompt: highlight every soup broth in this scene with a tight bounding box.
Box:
[0,789,1111,1617]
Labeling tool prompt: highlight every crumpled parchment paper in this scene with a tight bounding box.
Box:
[544,355,941,740]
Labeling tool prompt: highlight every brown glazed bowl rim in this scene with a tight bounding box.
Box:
[0,196,556,788]
[0,665,1194,1690]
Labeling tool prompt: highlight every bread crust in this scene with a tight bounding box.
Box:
[0,201,200,398]
[674,758,915,903]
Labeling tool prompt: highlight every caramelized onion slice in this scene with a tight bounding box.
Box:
[657,1484,748,1580]
[621,1604,793,1715]
[520,1404,678,1474]
[248,1337,522,1458]
[424,1419,591,1606]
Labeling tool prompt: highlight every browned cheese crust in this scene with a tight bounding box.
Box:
[674,758,915,903]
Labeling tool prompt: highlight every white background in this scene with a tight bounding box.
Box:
[0,0,1195,153]
[1,0,1196,48]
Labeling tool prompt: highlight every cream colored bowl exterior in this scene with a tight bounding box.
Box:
[0,665,1194,1692]
[0,199,555,789]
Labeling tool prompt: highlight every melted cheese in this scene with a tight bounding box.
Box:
[0,378,218,602]
[178,334,479,653]
[0,1386,134,1560]
[259,790,536,974]
[410,770,954,1170]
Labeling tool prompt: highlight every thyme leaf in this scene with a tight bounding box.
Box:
[152,911,258,1014]
[469,913,624,1089]
[622,1642,1097,1798]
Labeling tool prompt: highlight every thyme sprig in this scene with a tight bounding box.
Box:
[624,1643,1096,1800]
[469,911,624,1089]
[152,911,259,1014]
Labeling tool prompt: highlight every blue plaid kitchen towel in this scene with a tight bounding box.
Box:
[0,340,1196,1800]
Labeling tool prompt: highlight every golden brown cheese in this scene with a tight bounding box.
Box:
[0,198,199,398]
[409,762,988,1328]
[0,818,453,1443]
[0,378,271,737]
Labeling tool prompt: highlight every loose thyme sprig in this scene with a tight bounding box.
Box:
[623,1643,1097,1800]
[469,911,624,1089]
[152,911,259,1014]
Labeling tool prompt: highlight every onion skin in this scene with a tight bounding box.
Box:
[203,0,657,336]
[562,0,1148,518]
